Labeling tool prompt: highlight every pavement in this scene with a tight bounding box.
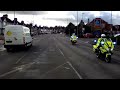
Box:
[0,34,120,79]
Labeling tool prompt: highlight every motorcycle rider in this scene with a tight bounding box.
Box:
[93,34,106,54]
[99,34,114,55]
[70,33,77,41]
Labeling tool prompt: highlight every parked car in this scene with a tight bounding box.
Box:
[83,33,93,38]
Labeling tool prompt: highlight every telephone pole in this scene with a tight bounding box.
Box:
[77,11,78,37]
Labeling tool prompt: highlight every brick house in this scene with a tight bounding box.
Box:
[87,18,112,37]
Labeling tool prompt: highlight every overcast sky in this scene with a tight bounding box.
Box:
[0,11,120,27]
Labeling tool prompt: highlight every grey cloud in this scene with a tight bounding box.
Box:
[43,17,76,22]
[68,11,120,25]
[0,11,47,15]
[67,11,96,24]
[100,11,111,24]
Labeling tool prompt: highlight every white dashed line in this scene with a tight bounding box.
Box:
[15,53,27,64]
[67,61,83,79]
[54,36,83,79]
[0,69,18,78]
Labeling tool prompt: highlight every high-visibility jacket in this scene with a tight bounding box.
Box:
[96,38,106,47]
[70,35,77,41]
[100,39,114,53]
[93,38,106,50]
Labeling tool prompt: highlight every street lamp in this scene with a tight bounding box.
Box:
[82,13,84,21]
[111,11,112,31]
[14,11,15,25]
[81,12,85,35]
[77,11,78,37]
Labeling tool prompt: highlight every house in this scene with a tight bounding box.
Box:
[0,14,14,35]
[88,18,111,31]
[87,18,112,37]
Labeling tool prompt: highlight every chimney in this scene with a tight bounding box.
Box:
[14,18,17,24]
[21,21,24,25]
[3,14,8,19]
[88,18,89,24]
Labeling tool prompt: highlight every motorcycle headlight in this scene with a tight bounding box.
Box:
[101,42,104,45]
[106,48,109,51]
[111,48,113,51]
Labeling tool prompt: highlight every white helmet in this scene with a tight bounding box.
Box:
[101,34,106,38]
[72,33,75,35]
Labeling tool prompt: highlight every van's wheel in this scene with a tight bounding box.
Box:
[30,42,33,47]
[6,48,11,52]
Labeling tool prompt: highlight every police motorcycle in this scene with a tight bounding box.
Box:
[70,34,78,45]
[93,39,116,63]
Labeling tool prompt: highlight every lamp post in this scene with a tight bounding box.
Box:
[111,11,112,31]
[82,13,84,21]
[14,11,15,25]
[82,12,84,35]
[77,11,78,37]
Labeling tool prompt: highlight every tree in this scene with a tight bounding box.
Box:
[21,21,24,25]
[65,22,75,36]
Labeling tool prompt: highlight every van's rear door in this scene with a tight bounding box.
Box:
[4,27,24,45]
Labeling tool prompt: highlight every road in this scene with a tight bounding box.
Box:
[0,34,120,79]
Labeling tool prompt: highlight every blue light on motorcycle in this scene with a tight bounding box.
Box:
[94,40,97,42]
[113,42,116,45]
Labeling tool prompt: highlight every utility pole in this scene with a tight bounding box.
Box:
[14,11,15,24]
[77,11,78,37]
[82,12,84,36]
[111,11,112,31]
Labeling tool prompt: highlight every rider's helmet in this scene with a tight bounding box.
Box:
[72,33,75,36]
[101,34,106,38]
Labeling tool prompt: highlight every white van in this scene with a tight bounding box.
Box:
[4,25,33,51]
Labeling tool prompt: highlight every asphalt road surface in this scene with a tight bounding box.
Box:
[0,34,120,79]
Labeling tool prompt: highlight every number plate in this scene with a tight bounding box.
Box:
[6,41,12,43]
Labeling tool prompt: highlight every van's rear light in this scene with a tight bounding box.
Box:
[23,37,25,44]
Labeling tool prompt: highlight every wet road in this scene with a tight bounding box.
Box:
[0,34,120,79]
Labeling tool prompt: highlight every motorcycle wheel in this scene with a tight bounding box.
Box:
[105,55,111,63]
[72,42,74,45]
[96,50,101,59]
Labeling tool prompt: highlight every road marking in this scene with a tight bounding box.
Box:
[54,37,83,79]
[67,61,83,79]
[53,36,65,57]
[64,67,70,69]
[15,53,27,64]
[40,62,68,78]
[0,69,18,78]
[0,62,35,78]
[58,48,65,57]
